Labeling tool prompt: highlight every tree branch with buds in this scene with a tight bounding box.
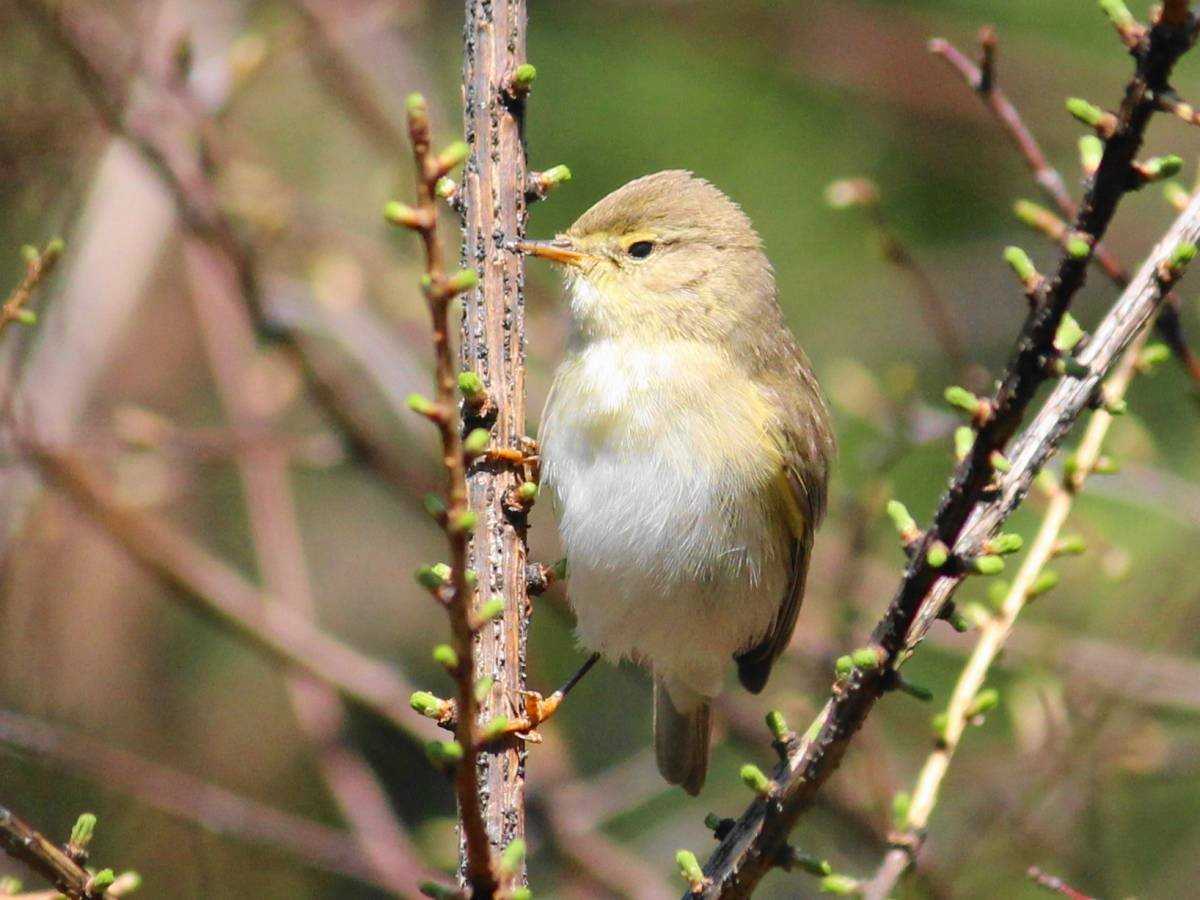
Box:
[693,7,1200,896]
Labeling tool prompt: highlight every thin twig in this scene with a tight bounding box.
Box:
[697,14,1199,895]
[0,242,62,340]
[931,27,1200,386]
[0,805,109,900]
[864,310,1161,900]
[1027,866,1097,900]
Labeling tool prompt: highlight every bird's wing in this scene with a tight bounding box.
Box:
[734,463,815,693]
[734,369,832,694]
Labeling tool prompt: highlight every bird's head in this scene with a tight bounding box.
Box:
[518,170,775,343]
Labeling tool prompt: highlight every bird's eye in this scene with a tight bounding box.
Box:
[627,240,654,259]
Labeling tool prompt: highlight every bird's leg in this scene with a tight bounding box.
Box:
[485,652,601,744]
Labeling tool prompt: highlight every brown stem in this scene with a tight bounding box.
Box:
[0,805,108,899]
[460,0,532,891]
[697,15,1199,896]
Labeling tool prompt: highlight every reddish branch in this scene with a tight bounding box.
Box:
[697,9,1199,897]
[931,28,1200,386]
[0,241,61,339]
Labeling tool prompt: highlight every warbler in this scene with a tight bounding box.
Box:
[519,171,834,794]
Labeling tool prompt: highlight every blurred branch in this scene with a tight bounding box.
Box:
[14,0,416,493]
[864,301,1162,898]
[182,234,422,896]
[0,709,404,893]
[931,26,1200,387]
[29,449,424,734]
[1027,866,1097,900]
[697,11,1200,895]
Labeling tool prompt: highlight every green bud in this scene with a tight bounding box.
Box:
[795,854,833,878]
[445,268,479,295]
[676,849,704,887]
[406,393,436,416]
[419,882,458,899]
[14,309,36,326]
[410,691,448,718]
[987,533,1024,555]
[1004,245,1038,285]
[512,63,537,90]
[510,889,532,900]
[926,541,949,569]
[70,813,97,849]
[423,493,447,520]
[765,710,791,742]
[415,564,450,591]
[480,716,510,741]
[462,428,491,457]
[1013,199,1050,229]
[540,164,572,187]
[886,499,918,540]
[931,712,949,740]
[896,677,933,702]
[944,385,981,415]
[476,596,505,622]
[1066,97,1106,128]
[835,655,855,678]
[474,675,494,703]
[383,200,422,228]
[0,876,22,895]
[449,510,477,533]
[1104,397,1128,416]
[1054,313,1085,352]
[87,869,115,892]
[406,93,428,116]
[1099,0,1136,29]
[1166,241,1198,275]
[1079,134,1104,171]
[989,451,1012,472]
[1163,181,1190,209]
[967,687,1000,718]
[516,481,539,503]
[739,763,772,796]
[457,371,485,398]
[704,812,724,832]
[1028,570,1060,599]
[971,555,1005,576]
[850,646,881,670]
[500,838,527,876]
[435,176,457,199]
[1139,343,1171,369]
[1065,235,1091,259]
[892,791,911,830]
[945,608,972,632]
[425,739,464,767]
[954,426,975,460]
[987,579,1011,610]
[20,244,38,265]
[436,141,470,172]
[432,643,459,670]
[1141,154,1184,182]
[819,874,860,895]
[960,601,991,628]
[1055,534,1087,556]
[43,238,64,261]
[463,569,478,587]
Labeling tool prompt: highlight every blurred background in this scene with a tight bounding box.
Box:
[1,0,1199,897]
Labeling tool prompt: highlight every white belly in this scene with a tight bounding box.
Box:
[540,340,789,698]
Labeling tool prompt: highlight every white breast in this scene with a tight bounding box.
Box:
[540,338,789,698]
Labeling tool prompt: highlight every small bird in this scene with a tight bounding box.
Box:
[519,171,834,794]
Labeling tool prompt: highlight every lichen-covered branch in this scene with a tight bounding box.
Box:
[696,8,1198,896]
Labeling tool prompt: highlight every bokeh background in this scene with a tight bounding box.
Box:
[2,1,1199,897]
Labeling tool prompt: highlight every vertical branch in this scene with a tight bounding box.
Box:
[460,0,532,889]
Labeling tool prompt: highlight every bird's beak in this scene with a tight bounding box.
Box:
[513,236,586,267]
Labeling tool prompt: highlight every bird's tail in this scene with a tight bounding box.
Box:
[653,676,711,796]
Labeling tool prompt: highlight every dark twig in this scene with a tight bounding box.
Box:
[931,27,1200,386]
[0,709,406,893]
[0,805,111,899]
[697,13,1199,897]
